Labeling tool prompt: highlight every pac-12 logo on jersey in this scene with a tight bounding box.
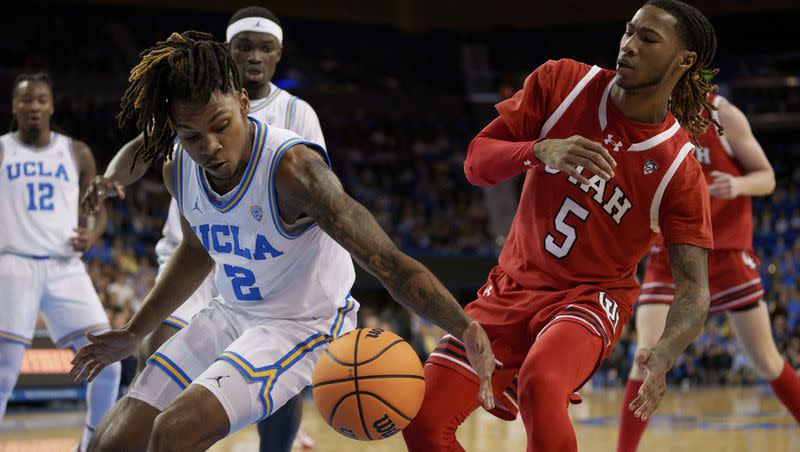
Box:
[643,159,659,175]
[250,205,264,222]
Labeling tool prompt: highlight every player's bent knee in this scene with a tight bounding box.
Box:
[150,386,229,451]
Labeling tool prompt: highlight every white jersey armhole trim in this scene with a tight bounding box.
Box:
[598,78,614,131]
[538,65,602,139]
[649,141,696,233]
[710,95,734,157]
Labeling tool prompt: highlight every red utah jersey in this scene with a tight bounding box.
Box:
[692,93,753,249]
[494,59,713,317]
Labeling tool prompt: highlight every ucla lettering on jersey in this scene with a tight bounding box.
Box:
[174,117,354,319]
[0,132,80,257]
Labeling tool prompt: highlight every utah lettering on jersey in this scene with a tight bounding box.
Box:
[544,165,633,224]
[190,224,284,260]
[5,161,69,182]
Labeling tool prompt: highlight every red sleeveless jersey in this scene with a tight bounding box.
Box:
[694,94,753,249]
[494,59,713,316]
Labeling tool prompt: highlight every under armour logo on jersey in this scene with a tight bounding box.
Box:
[524,160,533,168]
[251,205,264,222]
[483,286,493,297]
[643,159,659,175]
[741,251,758,270]
[192,199,203,214]
[604,134,623,152]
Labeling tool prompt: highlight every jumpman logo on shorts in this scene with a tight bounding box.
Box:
[207,375,230,387]
[193,198,203,214]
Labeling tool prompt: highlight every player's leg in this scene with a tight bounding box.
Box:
[0,254,43,421]
[148,383,231,451]
[617,303,670,452]
[92,299,238,450]
[256,393,303,452]
[42,258,120,450]
[517,320,603,452]
[728,301,800,423]
[0,342,26,420]
[402,361,483,452]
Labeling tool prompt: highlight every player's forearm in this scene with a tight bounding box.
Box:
[123,241,213,338]
[654,244,710,368]
[464,117,539,186]
[88,205,107,242]
[737,169,775,197]
[104,134,148,186]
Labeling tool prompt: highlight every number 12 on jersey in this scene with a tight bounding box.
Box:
[544,197,590,258]
[26,182,54,211]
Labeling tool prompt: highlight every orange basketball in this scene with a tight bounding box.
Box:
[311,327,425,441]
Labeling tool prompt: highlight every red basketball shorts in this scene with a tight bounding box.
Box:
[638,247,764,314]
[426,266,629,420]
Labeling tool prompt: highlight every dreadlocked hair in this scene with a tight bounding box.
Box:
[118,30,242,166]
[10,72,53,132]
[646,0,720,139]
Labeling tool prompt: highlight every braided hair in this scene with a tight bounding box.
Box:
[646,0,720,137]
[118,31,242,165]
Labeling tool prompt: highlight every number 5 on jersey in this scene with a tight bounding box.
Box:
[545,197,590,258]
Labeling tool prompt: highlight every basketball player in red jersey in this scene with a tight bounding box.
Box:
[615,93,800,451]
[403,1,718,450]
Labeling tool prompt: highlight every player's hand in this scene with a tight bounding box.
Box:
[708,170,740,199]
[463,320,496,411]
[81,175,125,216]
[70,329,139,383]
[628,347,670,420]
[70,227,97,252]
[533,135,616,185]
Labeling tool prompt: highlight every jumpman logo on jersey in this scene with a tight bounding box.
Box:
[193,199,203,215]
[604,134,623,152]
[207,375,230,387]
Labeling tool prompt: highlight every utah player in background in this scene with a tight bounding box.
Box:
[80,6,323,450]
[0,73,119,451]
[404,1,718,450]
[616,93,800,451]
[70,32,494,451]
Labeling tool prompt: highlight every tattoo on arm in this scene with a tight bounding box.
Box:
[282,146,472,338]
[659,244,710,368]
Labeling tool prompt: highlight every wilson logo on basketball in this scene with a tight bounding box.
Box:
[366,328,384,339]
[373,414,400,438]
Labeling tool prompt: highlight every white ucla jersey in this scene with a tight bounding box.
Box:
[173,117,354,319]
[154,85,325,263]
[0,132,80,257]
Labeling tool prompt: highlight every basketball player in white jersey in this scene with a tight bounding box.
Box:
[0,73,120,451]
[80,7,324,450]
[71,32,495,451]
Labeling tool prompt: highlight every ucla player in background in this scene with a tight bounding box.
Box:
[0,73,120,451]
[80,7,323,450]
[71,32,495,451]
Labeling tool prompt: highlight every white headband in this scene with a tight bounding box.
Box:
[226,17,283,44]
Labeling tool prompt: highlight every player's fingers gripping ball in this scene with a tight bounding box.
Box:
[312,328,425,440]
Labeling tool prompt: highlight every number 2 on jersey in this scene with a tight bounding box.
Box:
[26,182,54,211]
[224,264,263,301]
[544,197,590,258]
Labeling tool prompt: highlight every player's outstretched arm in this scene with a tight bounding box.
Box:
[80,133,149,215]
[708,100,775,199]
[70,160,214,383]
[629,243,709,420]
[277,144,496,410]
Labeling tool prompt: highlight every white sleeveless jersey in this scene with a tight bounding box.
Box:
[155,85,324,263]
[173,118,354,318]
[0,132,80,257]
